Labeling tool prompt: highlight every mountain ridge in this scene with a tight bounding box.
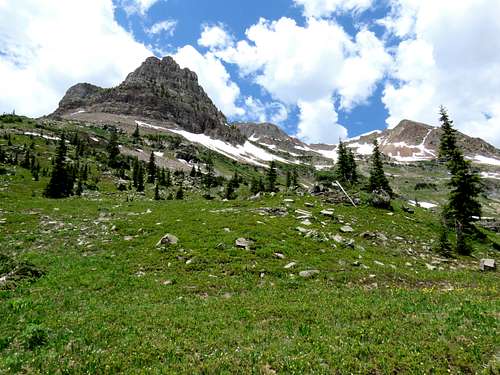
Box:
[49,56,500,168]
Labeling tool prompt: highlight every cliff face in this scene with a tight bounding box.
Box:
[52,56,244,144]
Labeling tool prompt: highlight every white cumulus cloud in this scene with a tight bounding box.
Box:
[146,19,177,36]
[120,0,162,15]
[293,0,373,18]
[296,97,348,144]
[198,24,234,50]
[382,0,500,147]
[173,46,244,117]
[243,97,288,124]
[0,0,152,117]
[216,17,390,142]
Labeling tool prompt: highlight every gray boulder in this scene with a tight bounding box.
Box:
[299,270,320,278]
[480,259,496,271]
[156,233,178,246]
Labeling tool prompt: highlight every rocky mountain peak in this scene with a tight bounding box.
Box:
[51,56,244,144]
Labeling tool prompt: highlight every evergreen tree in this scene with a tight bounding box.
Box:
[439,108,482,255]
[438,106,458,161]
[224,178,237,200]
[132,124,140,144]
[368,140,392,196]
[81,164,88,182]
[136,162,145,192]
[347,149,358,183]
[266,161,278,192]
[336,141,358,184]
[250,176,263,195]
[132,158,139,188]
[106,129,120,167]
[203,155,216,189]
[44,133,73,198]
[31,162,40,181]
[435,223,453,258]
[75,179,83,196]
[291,168,299,188]
[335,140,350,183]
[147,151,156,183]
[285,170,291,189]
[21,149,31,169]
[175,184,184,200]
[165,169,172,187]
[154,182,161,200]
[190,165,196,177]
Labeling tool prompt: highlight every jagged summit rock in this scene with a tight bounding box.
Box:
[52,56,244,144]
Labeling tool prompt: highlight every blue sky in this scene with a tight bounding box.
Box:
[1,0,500,146]
[113,0,394,140]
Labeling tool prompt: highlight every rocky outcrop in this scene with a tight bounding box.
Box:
[236,122,310,153]
[52,56,244,144]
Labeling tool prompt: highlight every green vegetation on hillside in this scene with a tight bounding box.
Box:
[0,115,499,373]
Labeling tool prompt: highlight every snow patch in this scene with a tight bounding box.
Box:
[408,200,438,209]
[154,151,164,158]
[90,137,99,142]
[347,142,374,156]
[473,155,500,166]
[313,148,338,162]
[481,172,500,180]
[346,129,382,142]
[136,121,165,132]
[23,131,60,141]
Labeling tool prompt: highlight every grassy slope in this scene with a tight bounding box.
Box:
[0,119,499,373]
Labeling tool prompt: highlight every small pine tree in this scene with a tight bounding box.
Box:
[165,169,172,187]
[132,158,139,188]
[435,223,452,258]
[136,163,145,192]
[224,173,239,200]
[285,170,291,189]
[154,182,161,200]
[32,162,40,181]
[335,140,350,183]
[21,149,31,169]
[203,155,216,189]
[438,106,458,162]
[175,184,184,200]
[147,151,156,183]
[368,140,392,196]
[190,166,196,177]
[266,161,278,192]
[75,179,83,196]
[347,149,358,183]
[132,124,140,144]
[291,168,299,188]
[106,129,120,167]
[438,108,482,255]
[44,133,73,198]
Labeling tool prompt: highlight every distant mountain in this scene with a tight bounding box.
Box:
[49,56,500,168]
[236,122,309,153]
[308,120,500,166]
[51,56,243,144]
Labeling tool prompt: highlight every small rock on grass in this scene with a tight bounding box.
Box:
[340,225,354,233]
[320,210,334,218]
[284,262,296,269]
[274,252,286,259]
[156,234,178,247]
[235,238,253,250]
[480,259,496,271]
[299,269,320,278]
